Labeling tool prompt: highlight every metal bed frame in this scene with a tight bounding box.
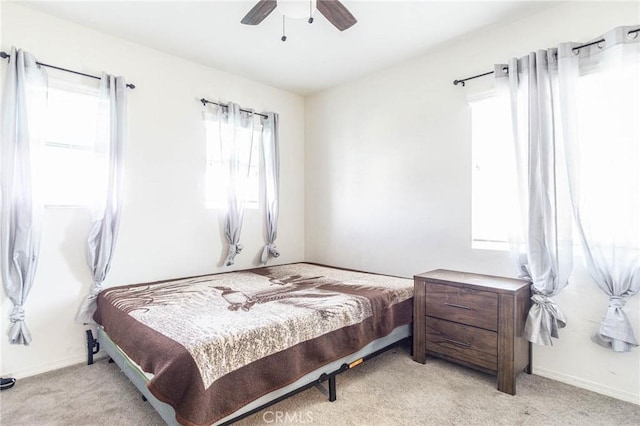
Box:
[87,324,411,425]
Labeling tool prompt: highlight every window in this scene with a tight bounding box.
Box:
[204,115,261,209]
[470,93,518,250]
[470,62,639,251]
[572,61,640,248]
[42,78,103,207]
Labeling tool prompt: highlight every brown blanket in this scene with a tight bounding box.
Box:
[94,263,413,425]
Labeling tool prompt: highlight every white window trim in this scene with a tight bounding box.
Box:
[204,116,262,210]
[469,89,514,251]
[42,77,102,208]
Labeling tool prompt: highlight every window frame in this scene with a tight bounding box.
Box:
[469,90,516,252]
[41,76,103,208]
[203,114,263,210]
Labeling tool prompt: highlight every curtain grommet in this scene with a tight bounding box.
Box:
[627,31,638,40]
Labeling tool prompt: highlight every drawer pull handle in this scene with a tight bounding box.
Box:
[443,338,471,347]
[444,302,472,310]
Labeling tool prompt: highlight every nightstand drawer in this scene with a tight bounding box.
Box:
[425,316,497,371]
[425,281,498,331]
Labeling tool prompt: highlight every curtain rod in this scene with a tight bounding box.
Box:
[453,70,494,87]
[200,98,268,119]
[0,51,136,89]
[453,27,640,87]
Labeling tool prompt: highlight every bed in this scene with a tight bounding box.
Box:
[89,263,414,425]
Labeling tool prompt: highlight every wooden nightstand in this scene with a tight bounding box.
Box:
[413,269,531,395]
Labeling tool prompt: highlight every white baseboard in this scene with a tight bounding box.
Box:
[2,352,107,380]
[534,366,640,405]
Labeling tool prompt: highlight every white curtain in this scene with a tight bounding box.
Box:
[496,50,574,346]
[0,47,47,345]
[557,26,640,352]
[260,112,280,264]
[208,103,256,266]
[76,73,127,324]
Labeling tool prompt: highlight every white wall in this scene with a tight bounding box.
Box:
[0,3,305,378]
[305,1,640,404]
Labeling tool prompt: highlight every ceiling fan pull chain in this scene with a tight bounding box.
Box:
[308,0,314,24]
[281,15,287,42]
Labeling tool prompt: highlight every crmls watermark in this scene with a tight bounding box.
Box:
[262,410,314,424]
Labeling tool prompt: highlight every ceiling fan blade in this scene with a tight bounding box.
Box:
[316,0,357,31]
[241,0,278,25]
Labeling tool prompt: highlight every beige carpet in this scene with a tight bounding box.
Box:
[1,344,639,425]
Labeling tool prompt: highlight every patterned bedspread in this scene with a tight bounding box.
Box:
[94,263,413,426]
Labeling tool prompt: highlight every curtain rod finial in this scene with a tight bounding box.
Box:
[200,98,208,106]
[453,79,465,87]
[0,51,9,59]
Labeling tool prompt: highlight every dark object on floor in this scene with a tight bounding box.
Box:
[1,377,16,391]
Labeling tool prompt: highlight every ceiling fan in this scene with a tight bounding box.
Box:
[241,0,357,32]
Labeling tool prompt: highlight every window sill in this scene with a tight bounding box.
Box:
[45,204,90,209]
[472,240,509,252]
[206,203,259,211]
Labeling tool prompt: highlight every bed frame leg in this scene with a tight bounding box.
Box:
[328,375,336,402]
[316,371,340,402]
[327,362,352,401]
[86,330,100,365]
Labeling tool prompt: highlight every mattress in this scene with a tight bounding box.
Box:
[94,263,413,425]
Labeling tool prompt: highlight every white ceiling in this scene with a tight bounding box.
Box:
[16,1,560,95]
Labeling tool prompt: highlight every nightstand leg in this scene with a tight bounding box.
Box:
[412,281,426,364]
[497,370,516,395]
